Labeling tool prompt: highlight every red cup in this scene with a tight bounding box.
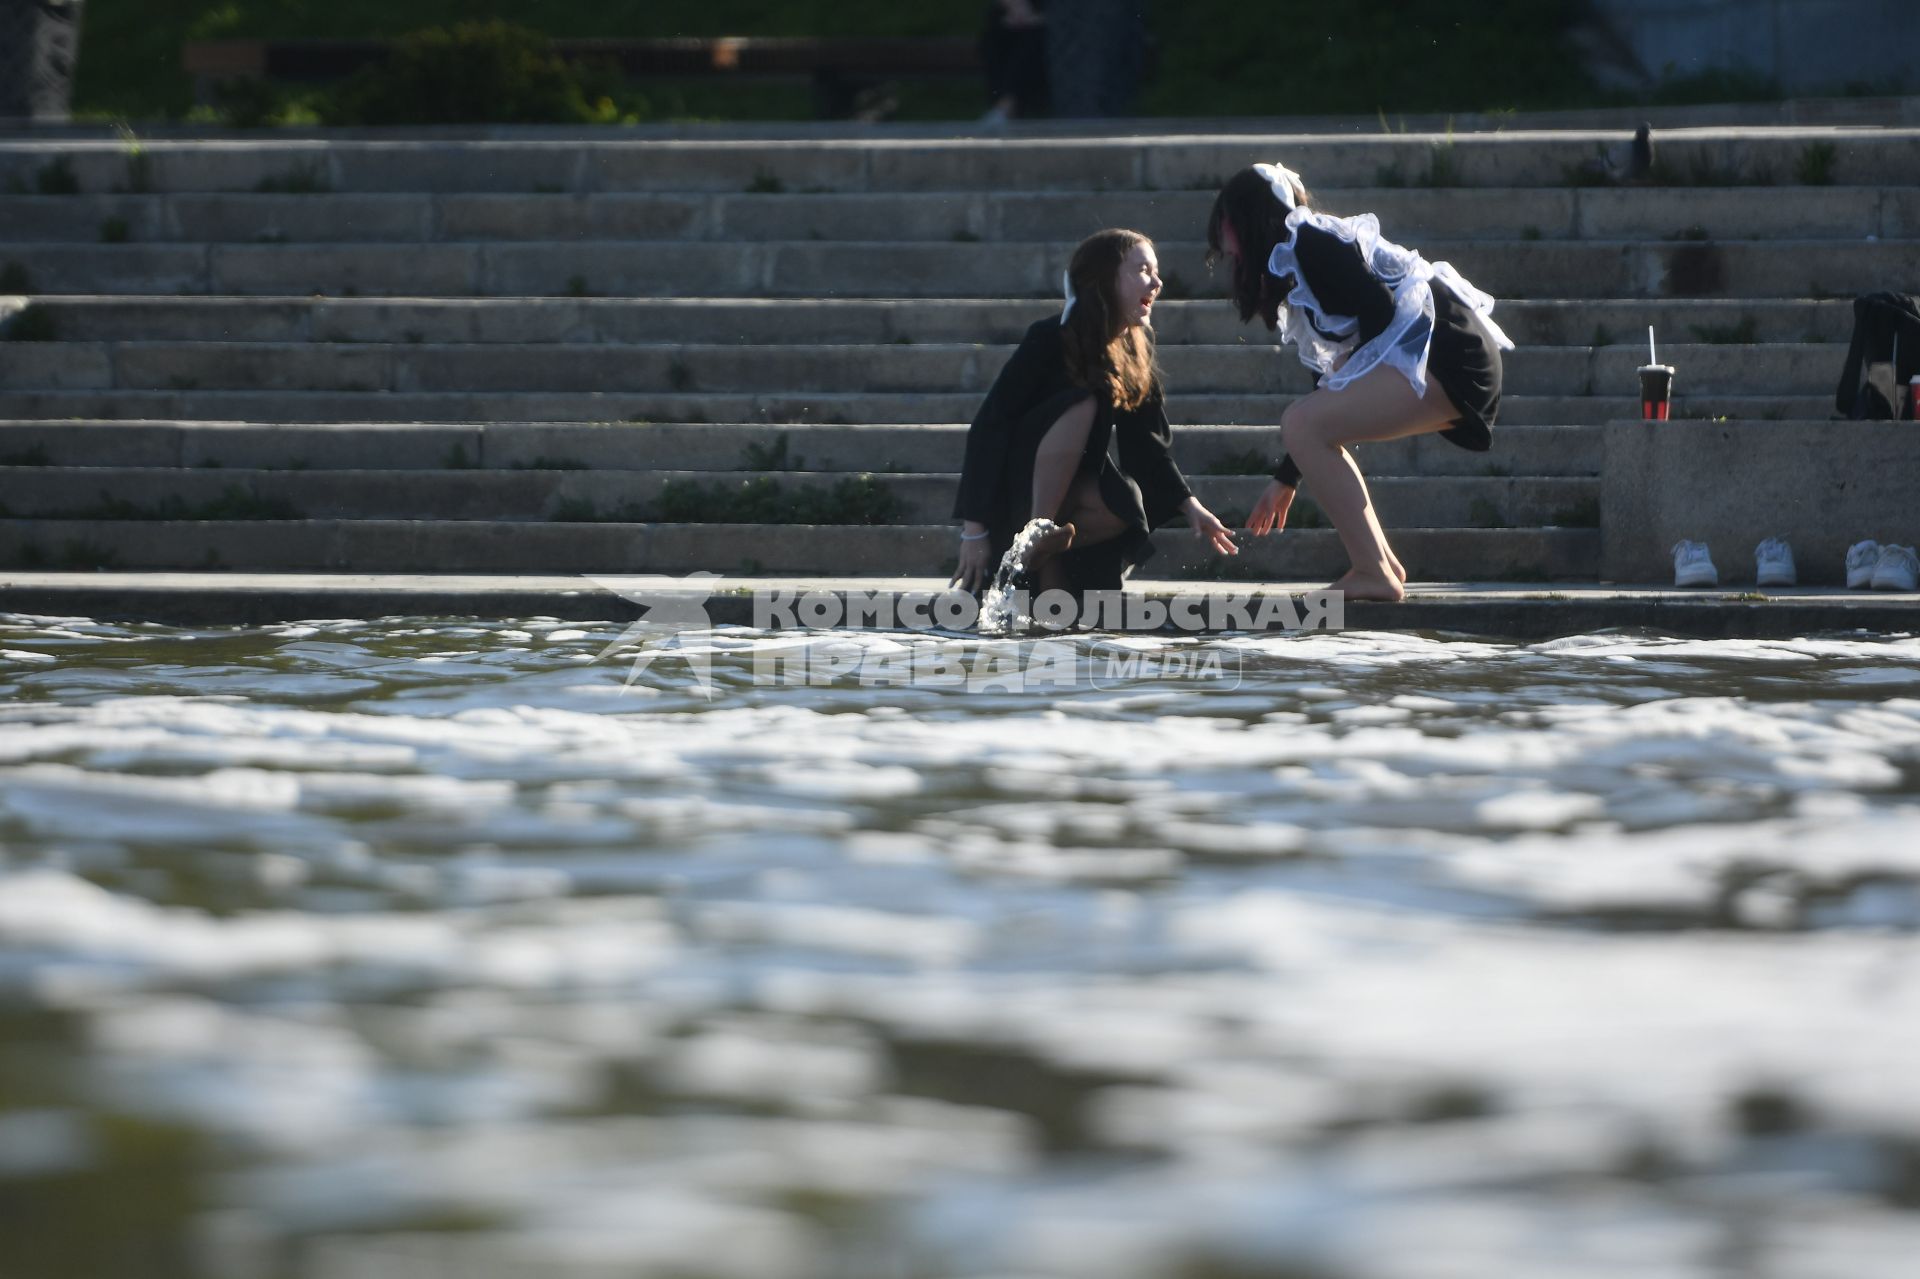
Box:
[1639,364,1675,421]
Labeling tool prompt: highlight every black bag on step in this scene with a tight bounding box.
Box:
[1836,291,1920,419]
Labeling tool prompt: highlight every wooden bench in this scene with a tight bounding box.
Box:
[183,37,980,119]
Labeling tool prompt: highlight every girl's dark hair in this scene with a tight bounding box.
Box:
[1060,227,1159,412]
[1205,165,1314,331]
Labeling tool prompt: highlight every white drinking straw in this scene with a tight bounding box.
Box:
[1648,325,1657,366]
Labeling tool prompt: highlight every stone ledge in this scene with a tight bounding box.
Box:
[3,572,1914,639]
[1602,420,1920,585]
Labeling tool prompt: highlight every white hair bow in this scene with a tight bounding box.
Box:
[1060,268,1076,322]
[1252,162,1302,210]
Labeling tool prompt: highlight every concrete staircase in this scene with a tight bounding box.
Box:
[1,126,1914,583]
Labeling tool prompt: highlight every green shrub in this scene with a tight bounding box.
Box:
[321,22,637,126]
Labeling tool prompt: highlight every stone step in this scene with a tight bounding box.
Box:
[0,237,1907,299]
[0,517,1599,579]
[0,420,1604,477]
[0,340,1848,398]
[1,129,1914,194]
[0,388,1831,428]
[3,186,1915,245]
[2,570,1913,633]
[0,466,1597,530]
[5,296,1859,347]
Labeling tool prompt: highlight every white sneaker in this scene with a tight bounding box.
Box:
[1754,537,1796,587]
[1870,544,1919,591]
[1845,540,1882,589]
[1671,539,1718,587]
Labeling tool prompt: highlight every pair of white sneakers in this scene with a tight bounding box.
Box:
[1670,538,1919,589]
[1846,540,1920,591]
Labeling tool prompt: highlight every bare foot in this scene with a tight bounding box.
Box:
[1387,552,1407,584]
[1026,521,1076,574]
[1328,568,1406,602]
[1021,514,1082,579]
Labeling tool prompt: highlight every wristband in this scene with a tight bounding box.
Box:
[960,529,990,541]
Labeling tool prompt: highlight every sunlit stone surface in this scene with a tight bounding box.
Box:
[3,614,1918,1277]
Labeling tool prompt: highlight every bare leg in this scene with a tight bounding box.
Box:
[1282,365,1461,602]
[1023,398,1098,584]
[1035,474,1128,592]
[1058,473,1128,545]
[1030,396,1097,523]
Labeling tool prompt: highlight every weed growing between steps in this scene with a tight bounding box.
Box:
[1468,498,1511,529]
[1795,142,1839,186]
[1202,449,1274,477]
[741,434,803,471]
[1549,496,1601,529]
[34,157,80,196]
[551,474,904,525]
[508,457,590,471]
[252,163,330,194]
[1647,155,1777,187]
[1689,317,1759,344]
[15,540,121,570]
[656,474,905,525]
[43,487,305,522]
[116,125,155,194]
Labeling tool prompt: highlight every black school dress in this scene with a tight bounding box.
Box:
[954,315,1195,591]
[1266,212,1513,488]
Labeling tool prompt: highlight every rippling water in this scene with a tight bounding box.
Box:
[3,614,1919,1279]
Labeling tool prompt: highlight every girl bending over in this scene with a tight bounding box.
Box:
[952,228,1236,597]
[1208,164,1514,601]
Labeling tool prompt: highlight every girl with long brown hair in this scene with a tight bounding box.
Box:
[1208,163,1515,601]
[951,229,1237,597]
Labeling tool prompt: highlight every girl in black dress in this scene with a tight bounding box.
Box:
[950,228,1237,597]
[1207,163,1515,601]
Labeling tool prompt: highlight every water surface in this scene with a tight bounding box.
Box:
[3,615,1919,1279]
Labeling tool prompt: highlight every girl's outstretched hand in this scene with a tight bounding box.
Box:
[1245,480,1294,536]
[1184,497,1238,556]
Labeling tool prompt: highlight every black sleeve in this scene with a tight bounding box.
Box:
[1291,223,1395,346]
[1116,392,1194,527]
[1267,225,1396,489]
[953,322,1058,522]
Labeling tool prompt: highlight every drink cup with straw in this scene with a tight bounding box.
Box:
[1639,325,1675,421]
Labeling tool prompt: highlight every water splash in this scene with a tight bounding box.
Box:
[978,518,1067,635]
